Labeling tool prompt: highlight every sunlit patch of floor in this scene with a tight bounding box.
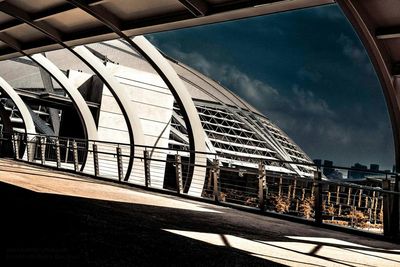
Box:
[163,229,400,266]
[0,159,221,214]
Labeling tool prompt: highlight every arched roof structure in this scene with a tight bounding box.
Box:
[0,0,396,166]
[0,0,397,205]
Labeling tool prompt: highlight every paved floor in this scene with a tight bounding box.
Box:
[1,158,399,266]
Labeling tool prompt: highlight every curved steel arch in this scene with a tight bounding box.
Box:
[132,36,207,195]
[0,5,146,181]
[72,46,145,181]
[337,0,400,167]
[0,76,35,137]
[66,0,207,196]
[0,75,36,160]
[31,54,98,142]
[0,75,36,159]
[0,33,98,170]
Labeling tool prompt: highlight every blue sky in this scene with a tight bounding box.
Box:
[148,4,394,170]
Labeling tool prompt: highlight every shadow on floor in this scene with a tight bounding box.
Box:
[0,181,284,266]
[1,180,399,266]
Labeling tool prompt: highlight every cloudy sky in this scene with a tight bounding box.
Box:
[148,3,394,170]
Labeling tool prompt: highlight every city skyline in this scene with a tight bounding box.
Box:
[148,3,394,170]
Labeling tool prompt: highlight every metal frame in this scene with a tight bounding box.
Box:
[0,76,36,137]
[72,46,145,181]
[336,0,400,239]
[0,33,98,169]
[31,54,98,142]
[65,1,207,196]
[0,1,333,61]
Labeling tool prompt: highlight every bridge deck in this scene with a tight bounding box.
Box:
[1,158,399,266]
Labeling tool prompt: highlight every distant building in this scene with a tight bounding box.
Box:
[370,164,380,172]
[348,163,370,179]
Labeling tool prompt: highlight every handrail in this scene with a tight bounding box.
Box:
[8,131,398,176]
[7,131,400,236]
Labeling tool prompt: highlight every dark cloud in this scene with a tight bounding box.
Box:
[148,4,394,170]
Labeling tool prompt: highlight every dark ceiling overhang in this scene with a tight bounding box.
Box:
[0,0,333,60]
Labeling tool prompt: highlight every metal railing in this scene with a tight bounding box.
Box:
[7,132,400,236]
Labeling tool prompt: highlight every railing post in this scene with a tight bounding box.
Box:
[93,143,99,177]
[288,184,292,199]
[292,177,297,199]
[258,161,266,210]
[347,187,352,205]
[336,185,340,205]
[26,136,31,162]
[55,139,61,168]
[116,146,123,182]
[13,133,20,159]
[144,150,150,187]
[212,159,220,202]
[175,154,182,194]
[394,174,400,240]
[327,191,331,205]
[40,136,46,165]
[72,140,79,172]
[371,191,376,209]
[382,180,394,237]
[64,139,70,163]
[313,169,322,225]
[358,189,363,208]
[207,168,212,191]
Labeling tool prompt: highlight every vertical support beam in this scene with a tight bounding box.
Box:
[278,177,282,197]
[72,140,79,172]
[55,139,61,168]
[116,146,123,182]
[40,136,46,165]
[212,159,220,202]
[144,150,150,187]
[175,154,183,194]
[258,162,266,210]
[93,143,99,177]
[313,170,322,225]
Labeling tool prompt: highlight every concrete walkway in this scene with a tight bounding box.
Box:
[1,158,399,266]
